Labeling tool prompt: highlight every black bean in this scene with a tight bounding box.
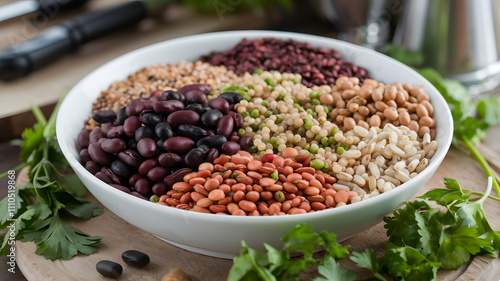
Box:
[85,161,100,174]
[135,126,154,142]
[218,92,243,104]
[137,138,157,158]
[163,136,195,154]
[101,138,126,154]
[138,159,158,176]
[208,97,230,114]
[107,126,124,138]
[152,183,168,196]
[124,116,141,137]
[126,138,138,150]
[80,148,91,163]
[119,149,142,167]
[147,167,168,182]
[177,124,207,141]
[135,178,151,195]
[122,250,150,268]
[158,153,182,168]
[196,135,227,149]
[216,115,234,138]
[140,113,163,127]
[205,148,219,163]
[221,141,241,155]
[77,129,91,148]
[184,146,209,168]
[239,134,252,150]
[162,90,185,102]
[111,184,131,194]
[92,110,116,124]
[153,100,185,115]
[116,106,128,125]
[200,109,223,128]
[177,84,211,94]
[164,168,192,187]
[184,103,212,115]
[111,160,134,178]
[88,143,111,166]
[166,110,200,129]
[129,173,144,187]
[155,122,173,140]
[96,260,122,278]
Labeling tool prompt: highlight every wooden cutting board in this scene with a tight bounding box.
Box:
[15,147,500,281]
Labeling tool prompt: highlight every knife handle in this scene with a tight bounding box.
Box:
[37,0,90,14]
[0,1,147,81]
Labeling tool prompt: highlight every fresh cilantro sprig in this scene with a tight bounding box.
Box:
[229,178,500,281]
[0,94,102,260]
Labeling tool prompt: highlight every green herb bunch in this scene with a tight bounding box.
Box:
[0,94,102,260]
[229,178,500,281]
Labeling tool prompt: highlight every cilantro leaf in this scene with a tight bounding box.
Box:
[350,249,387,281]
[281,224,323,258]
[313,257,356,281]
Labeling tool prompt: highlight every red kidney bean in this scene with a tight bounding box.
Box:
[79,148,91,163]
[184,146,209,168]
[107,125,124,138]
[85,161,100,174]
[92,109,116,123]
[125,98,145,116]
[95,171,112,184]
[166,110,200,129]
[216,115,234,138]
[177,84,211,95]
[196,135,227,149]
[200,109,223,127]
[140,113,163,127]
[77,129,91,148]
[100,123,113,136]
[124,116,141,137]
[239,134,252,150]
[177,124,208,141]
[134,100,155,115]
[153,100,184,115]
[118,149,142,167]
[89,129,104,143]
[162,90,185,102]
[135,178,151,195]
[230,135,240,142]
[128,173,144,187]
[231,112,243,128]
[149,95,164,102]
[111,160,134,178]
[147,167,168,182]
[137,138,157,158]
[209,98,229,114]
[221,141,240,155]
[183,90,207,104]
[130,191,148,200]
[206,130,215,136]
[138,159,158,176]
[105,168,124,185]
[205,148,220,163]
[101,138,126,154]
[111,184,131,194]
[88,143,111,165]
[158,153,182,168]
[116,106,128,125]
[164,168,192,187]
[152,183,168,196]
[163,136,195,154]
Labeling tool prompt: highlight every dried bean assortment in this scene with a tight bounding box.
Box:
[78,84,253,200]
[156,151,352,215]
[201,38,369,88]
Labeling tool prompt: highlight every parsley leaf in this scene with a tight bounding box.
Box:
[350,249,387,281]
[477,97,500,126]
[314,257,356,281]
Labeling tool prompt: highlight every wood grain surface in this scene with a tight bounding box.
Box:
[14,147,500,281]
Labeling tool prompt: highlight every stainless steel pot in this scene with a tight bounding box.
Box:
[393,0,500,94]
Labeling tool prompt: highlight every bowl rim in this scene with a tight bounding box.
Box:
[56,30,454,224]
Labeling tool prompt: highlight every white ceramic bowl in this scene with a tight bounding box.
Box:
[57,31,453,259]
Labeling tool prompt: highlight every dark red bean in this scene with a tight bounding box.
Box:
[177,84,211,95]
[164,168,192,187]
[163,137,194,154]
[130,191,148,200]
[101,138,126,154]
[92,110,116,124]
[239,134,252,150]
[105,168,124,185]
[230,135,240,142]
[158,153,182,168]
[147,167,168,182]
[111,160,134,178]
[221,141,240,155]
[149,95,164,102]
[107,126,124,138]
[77,129,91,148]
[85,161,100,174]
[135,178,151,195]
[126,98,145,116]
[183,90,207,104]
[89,129,104,143]
[100,123,113,136]
[229,112,243,128]
[138,159,158,176]
[119,149,142,167]
[88,143,111,165]
[206,130,215,136]
[153,100,184,115]
[209,98,229,114]
[129,173,144,187]
[205,148,219,163]
[111,184,131,194]
[166,110,200,129]
[216,115,234,138]
[95,171,112,184]
[124,116,141,137]
[137,138,157,158]
[135,101,155,115]
[152,183,168,196]
[80,148,91,163]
